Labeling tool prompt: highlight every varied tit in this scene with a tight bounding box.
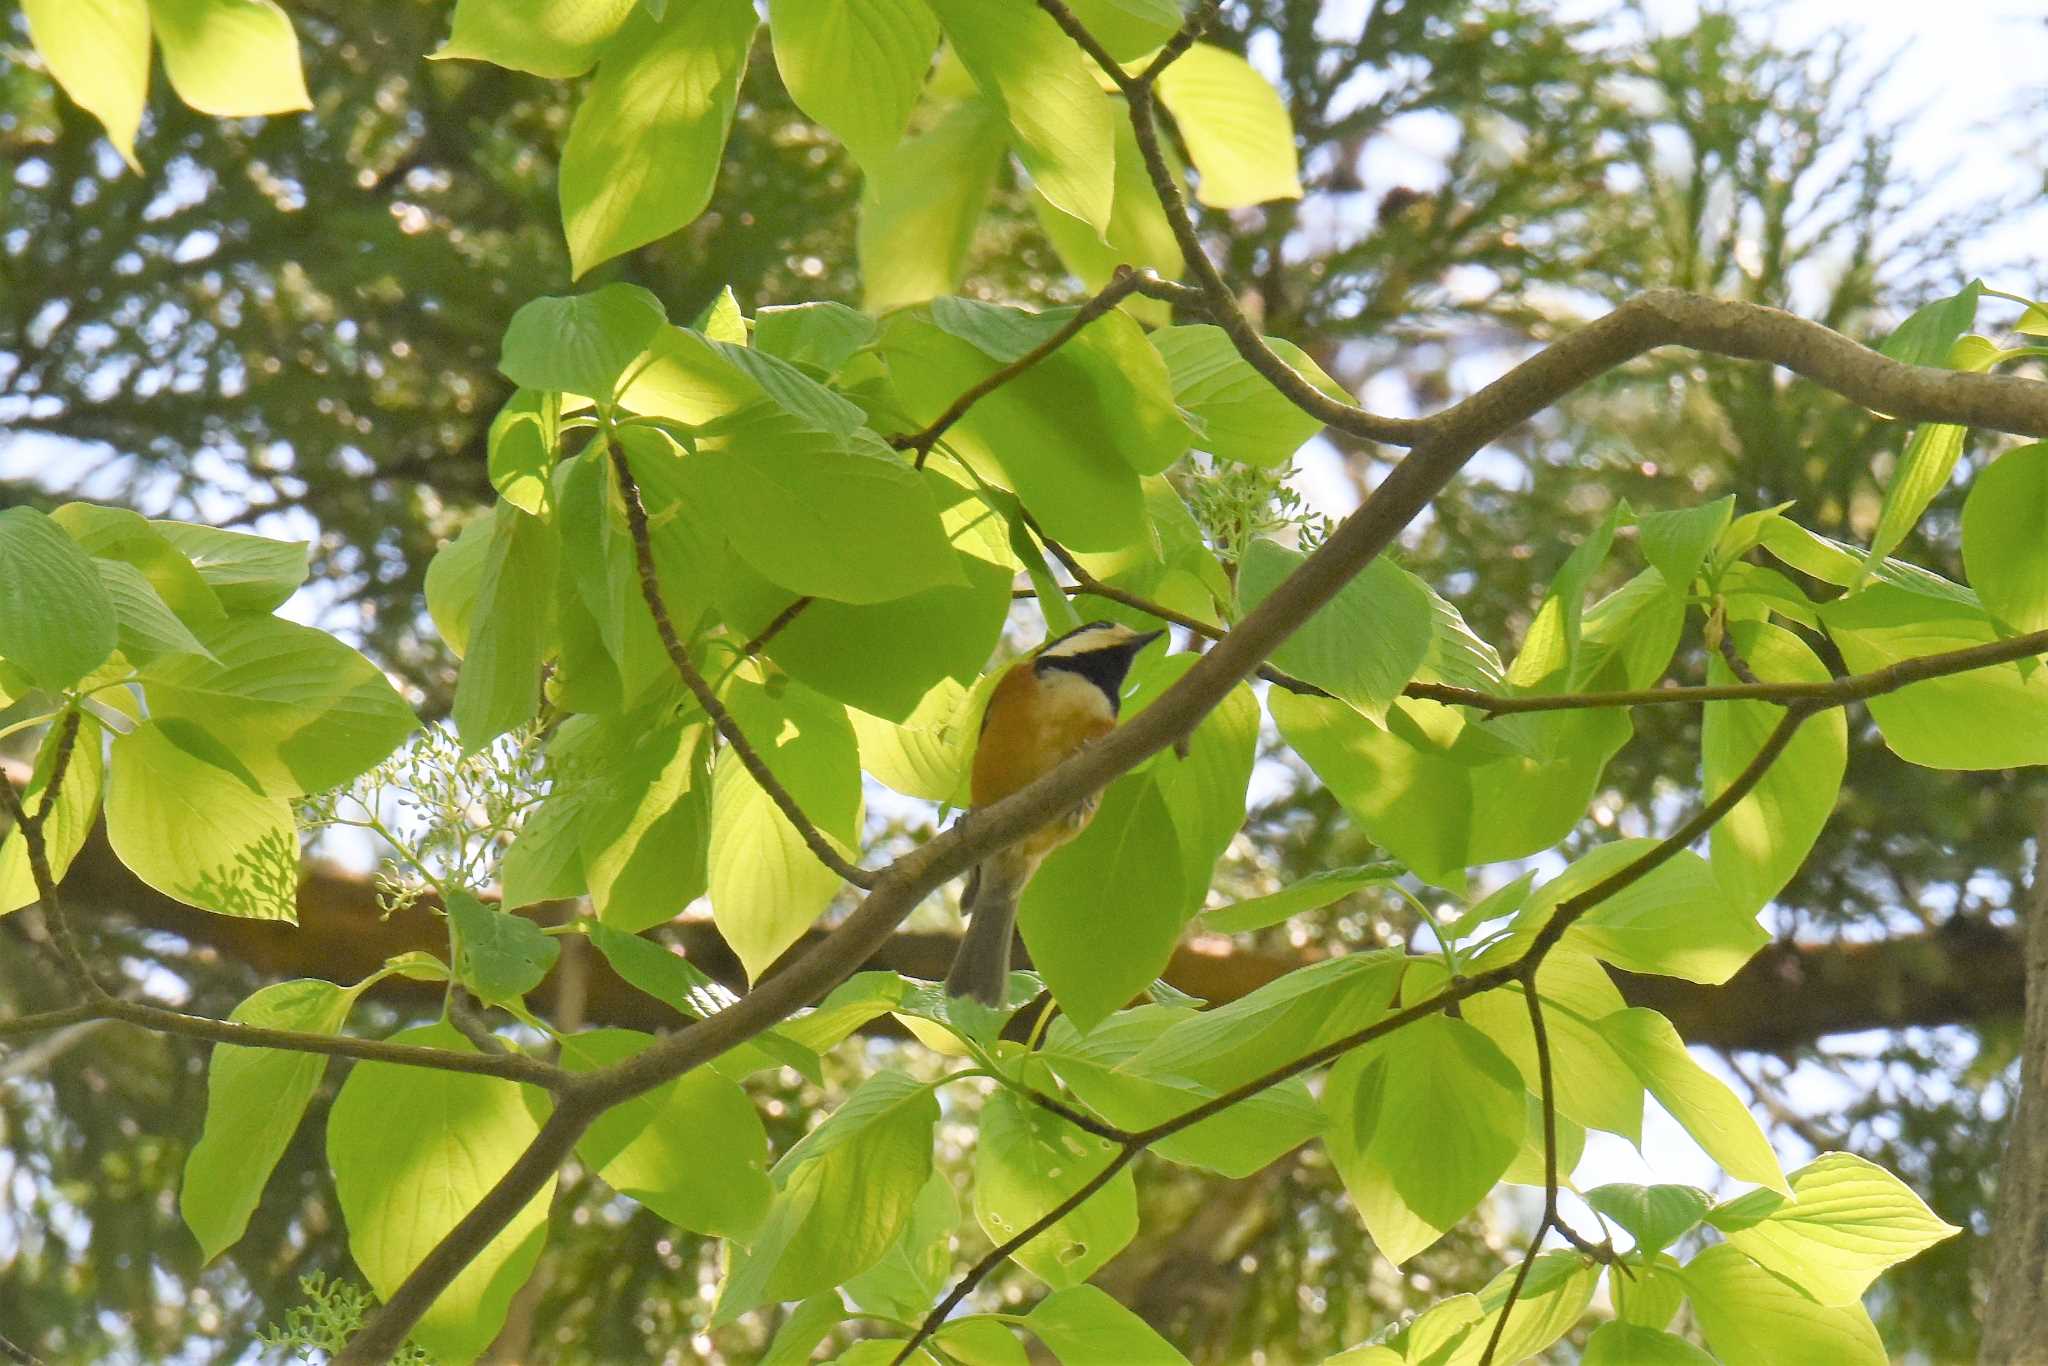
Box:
[944,620,1168,1006]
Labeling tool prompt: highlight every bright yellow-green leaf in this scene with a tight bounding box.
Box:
[1025,1284,1190,1365]
[559,0,759,278]
[1154,43,1302,208]
[707,673,862,979]
[0,713,106,915]
[1683,1243,1887,1366]
[1020,777,1188,1031]
[328,1022,555,1363]
[433,0,639,78]
[1583,1323,1715,1366]
[929,0,1114,231]
[1518,841,1768,985]
[22,0,151,170]
[770,0,937,165]
[1598,1008,1787,1194]
[106,719,298,921]
[1715,1151,1960,1306]
[1821,584,2048,769]
[1461,951,1643,1143]
[974,1090,1137,1288]
[151,520,309,613]
[1704,621,1845,914]
[140,614,418,797]
[148,0,310,117]
[559,1029,773,1239]
[453,502,559,752]
[1150,325,1347,467]
[1033,115,1184,311]
[181,979,357,1261]
[1440,1253,1599,1366]
[860,98,1009,311]
[1238,541,1432,721]
[1963,440,2048,633]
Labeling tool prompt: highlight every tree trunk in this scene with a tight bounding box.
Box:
[1982,798,2048,1364]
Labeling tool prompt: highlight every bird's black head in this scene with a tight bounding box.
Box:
[1034,621,1168,714]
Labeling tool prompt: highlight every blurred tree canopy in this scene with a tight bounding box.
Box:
[1,0,2040,1361]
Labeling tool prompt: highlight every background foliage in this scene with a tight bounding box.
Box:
[1,0,2044,1362]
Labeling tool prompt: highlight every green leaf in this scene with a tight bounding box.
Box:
[328,1022,554,1364]
[1718,561,1820,628]
[1582,1323,1716,1366]
[0,713,106,915]
[1820,584,2048,769]
[1460,950,1643,1143]
[1033,116,1185,314]
[1341,1014,1525,1231]
[1062,0,1181,60]
[1020,777,1188,1032]
[558,1029,773,1240]
[761,1293,847,1366]
[559,0,759,278]
[717,474,1010,719]
[1151,325,1348,467]
[0,506,118,691]
[715,1070,939,1322]
[1683,1243,1886,1366]
[848,673,983,803]
[499,285,668,400]
[1505,502,1627,688]
[930,0,1114,231]
[1758,518,1976,605]
[844,1169,957,1320]
[1200,863,1402,934]
[52,504,223,625]
[769,0,937,165]
[1154,43,1302,208]
[927,298,1193,476]
[972,1090,1135,1288]
[859,98,1009,311]
[1963,440,2048,632]
[1238,541,1433,722]
[487,389,560,514]
[21,0,151,170]
[1501,1095,1584,1187]
[153,520,309,613]
[1516,840,1767,985]
[140,614,418,796]
[1025,1285,1190,1365]
[582,722,713,931]
[583,923,819,1079]
[1043,1008,1324,1177]
[780,970,910,1053]
[181,979,356,1261]
[433,0,638,77]
[453,503,559,752]
[446,893,558,1006]
[1583,1183,1710,1257]
[1637,497,1733,594]
[1598,1007,1787,1194]
[1866,321,1998,568]
[147,0,310,117]
[1140,663,1256,902]
[684,418,966,606]
[1127,951,1402,1094]
[1270,689,1628,891]
[878,308,1149,551]
[1439,1253,1600,1366]
[1704,622,1845,914]
[708,672,862,979]
[93,559,212,665]
[424,518,498,661]
[934,1318,1031,1366]
[1714,1151,1960,1305]
[1612,1255,1687,1329]
[106,719,298,921]
[1876,280,1983,368]
[755,302,879,377]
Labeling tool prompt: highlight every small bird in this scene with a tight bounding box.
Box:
[945,620,1167,1005]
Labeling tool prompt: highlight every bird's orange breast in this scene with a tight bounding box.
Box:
[971,660,1118,808]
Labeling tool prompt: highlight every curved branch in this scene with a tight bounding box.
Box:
[607,438,874,890]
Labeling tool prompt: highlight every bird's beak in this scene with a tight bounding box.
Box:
[1131,628,1167,652]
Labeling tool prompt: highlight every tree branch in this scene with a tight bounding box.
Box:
[606,437,874,890]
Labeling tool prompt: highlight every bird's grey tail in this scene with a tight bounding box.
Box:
[946,864,1024,1006]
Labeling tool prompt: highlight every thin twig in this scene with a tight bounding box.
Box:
[0,711,102,998]
[886,267,1155,467]
[607,437,874,890]
[1716,630,1763,685]
[743,596,814,656]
